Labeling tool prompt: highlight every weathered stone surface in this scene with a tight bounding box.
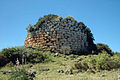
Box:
[53,53,59,57]
[39,68,50,71]
[25,15,95,54]
[87,69,95,74]
[65,69,73,75]
[73,69,82,73]
[77,58,83,61]
[57,69,64,73]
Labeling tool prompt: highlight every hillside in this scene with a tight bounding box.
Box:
[0,46,120,80]
[0,15,120,80]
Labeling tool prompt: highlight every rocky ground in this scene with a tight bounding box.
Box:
[0,52,119,80]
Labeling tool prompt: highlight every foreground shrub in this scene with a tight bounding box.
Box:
[9,68,33,80]
[72,50,120,71]
[0,46,51,67]
[0,47,22,66]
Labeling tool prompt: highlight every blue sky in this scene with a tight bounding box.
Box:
[0,0,120,52]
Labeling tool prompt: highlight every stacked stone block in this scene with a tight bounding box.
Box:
[25,15,93,54]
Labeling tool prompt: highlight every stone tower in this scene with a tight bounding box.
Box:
[25,14,95,54]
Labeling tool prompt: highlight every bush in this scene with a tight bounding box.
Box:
[72,50,120,71]
[9,69,33,80]
[0,48,22,66]
[96,43,112,55]
[0,53,8,66]
[27,51,45,63]
[0,46,51,67]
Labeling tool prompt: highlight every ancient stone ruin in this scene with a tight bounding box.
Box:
[25,14,95,54]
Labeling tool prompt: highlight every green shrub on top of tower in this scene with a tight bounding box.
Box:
[64,16,74,20]
[43,14,59,20]
[26,24,34,32]
[28,14,59,32]
[26,14,59,32]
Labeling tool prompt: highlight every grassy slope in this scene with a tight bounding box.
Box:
[0,53,119,80]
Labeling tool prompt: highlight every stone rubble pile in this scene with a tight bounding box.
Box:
[25,15,94,54]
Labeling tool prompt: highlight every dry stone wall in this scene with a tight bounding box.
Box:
[25,15,94,54]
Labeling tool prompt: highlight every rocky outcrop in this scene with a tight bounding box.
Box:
[25,14,95,54]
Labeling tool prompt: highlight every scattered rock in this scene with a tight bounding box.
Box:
[57,69,64,73]
[70,54,74,58]
[65,69,73,75]
[64,56,66,58]
[54,53,59,57]
[1,70,12,74]
[87,69,95,74]
[39,68,50,71]
[66,57,69,60]
[73,69,82,73]
[107,54,111,57]
[100,74,106,77]
[77,58,83,61]
[28,69,36,77]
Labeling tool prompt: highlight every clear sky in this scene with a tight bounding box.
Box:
[0,0,120,52]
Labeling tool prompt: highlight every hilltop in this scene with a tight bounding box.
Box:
[0,14,120,80]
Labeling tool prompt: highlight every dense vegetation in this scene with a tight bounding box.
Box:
[72,50,120,71]
[9,68,33,80]
[0,43,119,70]
[95,43,112,55]
[0,43,120,80]
[0,46,51,67]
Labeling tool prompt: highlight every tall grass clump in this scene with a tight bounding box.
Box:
[9,69,33,80]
